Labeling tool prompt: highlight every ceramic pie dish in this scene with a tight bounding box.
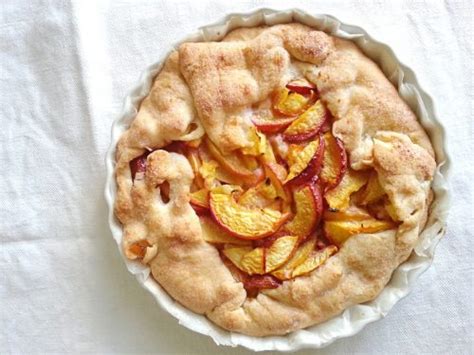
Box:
[105,9,449,351]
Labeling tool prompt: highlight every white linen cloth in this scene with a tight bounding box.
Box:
[0,0,472,353]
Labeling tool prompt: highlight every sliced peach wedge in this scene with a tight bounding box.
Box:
[323,205,372,221]
[242,275,281,295]
[210,185,290,240]
[205,138,261,185]
[265,236,299,273]
[273,88,315,117]
[238,184,274,209]
[285,183,323,237]
[223,245,265,275]
[320,132,347,189]
[264,163,290,201]
[354,171,386,206]
[252,116,296,134]
[129,151,150,181]
[325,169,369,211]
[283,100,328,143]
[241,128,266,157]
[190,188,209,210]
[292,245,338,278]
[185,148,205,189]
[271,238,316,280]
[200,216,251,246]
[223,236,299,274]
[285,78,317,96]
[284,136,324,185]
[324,219,396,247]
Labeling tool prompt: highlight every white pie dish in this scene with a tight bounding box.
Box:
[104,8,450,351]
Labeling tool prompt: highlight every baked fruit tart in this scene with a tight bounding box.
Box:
[114,23,436,336]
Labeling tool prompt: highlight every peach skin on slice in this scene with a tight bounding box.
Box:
[285,183,323,237]
[265,236,299,273]
[284,137,324,185]
[129,151,150,182]
[283,100,328,143]
[286,78,317,96]
[324,219,396,246]
[320,132,347,189]
[242,275,281,295]
[292,245,338,278]
[200,216,251,245]
[252,116,296,134]
[325,169,369,211]
[210,185,290,240]
[271,238,316,280]
[273,88,313,116]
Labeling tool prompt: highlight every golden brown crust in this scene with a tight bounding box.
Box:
[114,23,436,336]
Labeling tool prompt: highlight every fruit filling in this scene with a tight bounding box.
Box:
[128,79,398,296]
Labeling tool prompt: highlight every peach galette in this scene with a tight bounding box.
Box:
[115,24,436,336]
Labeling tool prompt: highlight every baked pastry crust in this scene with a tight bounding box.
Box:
[115,24,436,336]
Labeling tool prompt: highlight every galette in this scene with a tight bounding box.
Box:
[114,23,436,336]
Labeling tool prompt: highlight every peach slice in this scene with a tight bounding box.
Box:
[260,138,277,164]
[286,143,304,166]
[265,236,299,273]
[215,166,242,185]
[241,128,266,157]
[190,188,209,210]
[320,132,347,189]
[384,201,399,222]
[186,148,205,189]
[200,217,251,245]
[264,163,290,200]
[241,247,265,275]
[128,240,151,259]
[252,116,296,134]
[198,159,219,190]
[238,185,273,209]
[273,88,313,116]
[269,134,290,161]
[210,185,290,240]
[325,169,369,211]
[323,205,372,221]
[292,245,338,277]
[285,184,323,237]
[243,275,281,295]
[324,219,396,246]
[223,246,253,271]
[283,100,328,143]
[284,137,324,185]
[185,137,202,148]
[286,78,317,96]
[205,138,258,184]
[356,171,386,205]
[271,238,316,280]
[240,154,259,171]
[129,151,150,181]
